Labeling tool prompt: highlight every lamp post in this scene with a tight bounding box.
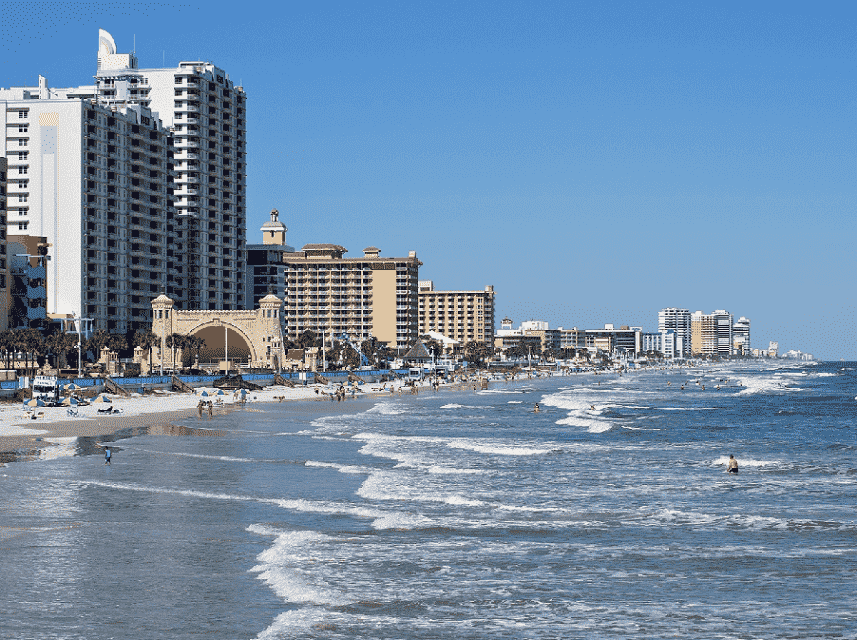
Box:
[67,313,92,380]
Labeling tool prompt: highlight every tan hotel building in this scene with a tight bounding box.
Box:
[278,244,421,352]
[418,281,495,346]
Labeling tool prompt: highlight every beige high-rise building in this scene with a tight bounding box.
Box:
[691,310,733,357]
[418,281,496,346]
[279,244,421,351]
[0,157,7,330]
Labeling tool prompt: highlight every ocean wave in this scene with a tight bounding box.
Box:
[304,460,372,474]
[446,441,552,456]
[367,401,408,415]
[439,404,480,409]
[712,455,779,468]
[249,528,350,607]
[371,512,434,530]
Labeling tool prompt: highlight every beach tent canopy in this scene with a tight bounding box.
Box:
[23,398,46,407]
[63,383,82,391]
[92,394,112,403]
[60,397,80,406]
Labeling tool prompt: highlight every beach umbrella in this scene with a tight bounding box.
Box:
[216,389,225,396]
[200,390,209,397]
[92,394,112,403]
[23,398,46,407]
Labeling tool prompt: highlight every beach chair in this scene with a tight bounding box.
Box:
[66,408,79,417]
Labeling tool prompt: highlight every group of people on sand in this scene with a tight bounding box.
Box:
[197,400,214,417]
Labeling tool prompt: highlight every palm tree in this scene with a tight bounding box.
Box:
[184,334,205,369]
[134,328,157,375]
[166,333,186,371]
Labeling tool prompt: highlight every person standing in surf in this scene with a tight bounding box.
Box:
[727,454,738,474]
[104,446,112,465]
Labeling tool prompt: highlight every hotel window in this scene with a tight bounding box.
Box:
[18,166,27,174]
[18,152,27,160]
[18,139,27,147]
[18,110,27,119]
[18,195,27,202]
[17,221,27,230]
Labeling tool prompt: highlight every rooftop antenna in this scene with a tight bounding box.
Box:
[133,34,136,53]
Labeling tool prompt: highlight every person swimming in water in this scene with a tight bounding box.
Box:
[727,455,738,474]
[534,403,540,413]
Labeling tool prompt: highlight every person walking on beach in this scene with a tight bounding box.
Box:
[727,455,738,474]
[104,446,112,465]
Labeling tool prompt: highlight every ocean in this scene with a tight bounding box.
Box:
[0,360,855,639]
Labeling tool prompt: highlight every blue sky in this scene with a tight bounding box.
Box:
[2,1,854,359]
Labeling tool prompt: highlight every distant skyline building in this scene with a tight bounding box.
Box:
[691,309,733,357]
[732,316,750,355]
[658,308,691,358]
[0,157,7,330]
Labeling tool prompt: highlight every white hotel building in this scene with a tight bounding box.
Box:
[658,307,691,358]
[0,30,246,333]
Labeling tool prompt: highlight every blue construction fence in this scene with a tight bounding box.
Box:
[4,369,411,392]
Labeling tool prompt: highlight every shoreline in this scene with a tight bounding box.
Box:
[0,375,487,463]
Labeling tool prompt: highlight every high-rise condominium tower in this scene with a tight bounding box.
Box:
[658,308,691,358]
[94,30,247,310]
[0,79,171,333]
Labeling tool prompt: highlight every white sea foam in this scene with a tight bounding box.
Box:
[274,498,383,519]
[249,528,350,607]
[38,437,79,461]
[540,391,616,433]
[371,512,433,530]
[815,372,836,378]
[712,455,779,468]
[440,404,479,409]
[304,460,371,474]
[367,401,408,415]
[735,375,803,395]
[143,450,258,463]
[445,441,552,456]
[507,400,523,404]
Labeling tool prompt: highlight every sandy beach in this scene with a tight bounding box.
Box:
[0,375,480,462]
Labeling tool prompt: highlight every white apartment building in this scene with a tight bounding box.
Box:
[642,331,663,354]
[733,316,750,355]
[93,30,247,310]
[0,86,170,333]
[658,308,691,358]
[0,29,248,332]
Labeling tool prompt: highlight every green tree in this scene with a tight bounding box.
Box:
[297,330,318,350]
